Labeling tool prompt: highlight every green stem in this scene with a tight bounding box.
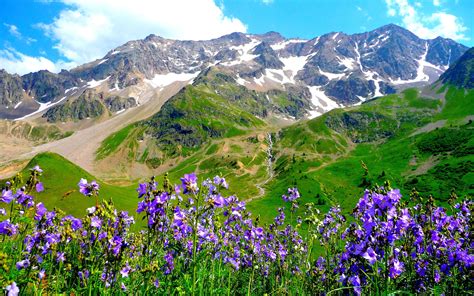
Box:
[192,191,200,296]
[210,259,215,295]
[247,264,255,296]
[226,268,232,296]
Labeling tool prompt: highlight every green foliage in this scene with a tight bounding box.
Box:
[252,87,474,223]
[416,126,473,154]
[96,124,138,160]
[10,152,138,222]
[142,85,265,158]
[43,95,105,123]
[436,87,474,121]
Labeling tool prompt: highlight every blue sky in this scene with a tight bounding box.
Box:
[0,0,472,75]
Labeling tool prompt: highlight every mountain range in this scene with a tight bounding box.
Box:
[0,24,468,121]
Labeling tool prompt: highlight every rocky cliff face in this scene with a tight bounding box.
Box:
[42,89,137,122]
[0,70,24,107]
[0,24,468,121]
[439,47,474,89]
[21,70,79,103]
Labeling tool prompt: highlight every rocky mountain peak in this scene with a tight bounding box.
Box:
[216,32,250,44]
[254,31,286,43]
[0,24,469,121]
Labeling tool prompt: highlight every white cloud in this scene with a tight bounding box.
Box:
[4,23,21,38]
[387,8,396,16]
[0,48,57,75]
[261,0,274,4]
[37,0,247,67]
[356,6,363,11]
[385,0,469,41]
[3,23,37,45]
[433,0,441,6]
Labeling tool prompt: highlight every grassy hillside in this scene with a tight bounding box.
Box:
[10,152,139,220]
[248,87,474,222]
[95,85,267,168]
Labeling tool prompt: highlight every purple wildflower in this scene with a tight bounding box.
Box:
[34,202,47,221]
[110,235,123,256]
[180,173,198,194]
[16,259,30,270]
[362,247,377,265]
[389,258,404,279]
[163,252,174,274]
[0,220,18,236]
[35,182,44,193]
[57,252,65,263]
[212,194,225,208]
[5,282,19,296]
[282,187,300,202]
[71,218,83,231]
[434,269,441,283]
[1,189,13,203]
[32,165,43,173]
[213,176,229,189]
[350,275,362,295]
[137,183,147,198]
[120,263,131,278]
[78,179,99,196]
[91,216,102,229]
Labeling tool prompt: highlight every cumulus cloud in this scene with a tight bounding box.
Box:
[4,23,21,38]
[38,0,247,66]
[385,0,469,41]
[0,48,58,75]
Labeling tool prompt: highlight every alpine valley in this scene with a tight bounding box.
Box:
[0,24,473,221]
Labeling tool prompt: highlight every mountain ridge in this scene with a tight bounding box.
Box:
[0,24,468,121]
[439,47,474,88]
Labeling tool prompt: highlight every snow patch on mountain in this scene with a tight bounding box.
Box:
[223,39,260,66]
[280,55,309,82]
[235,75,248,86]
[337,56,355,70]
[271,39,307,50]
[319,67,345,80]
[97,59,108,65]
[87,76,110,88]
[266,69,293,84]
[308,86,341,118]
[14,96,69,121]
[65,86,78,94]
[390,42,430,85]
[254,75,265,86]
[144,72,198,88]
[109,80,121,92]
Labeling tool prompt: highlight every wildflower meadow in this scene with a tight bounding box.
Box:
[0,166,472,295]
